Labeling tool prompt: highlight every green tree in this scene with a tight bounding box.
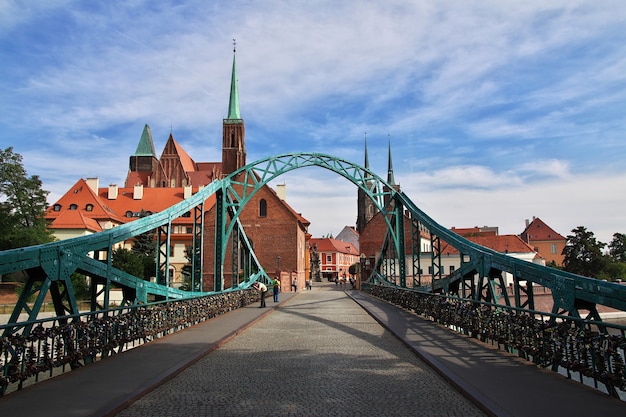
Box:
[131,210,157,280]
[608,233,626,263]
[562,226,606,278]
[112,247,144,278]
[0,147,54,250]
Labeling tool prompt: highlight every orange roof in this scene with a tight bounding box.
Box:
[48,209,102,232]
[170,135,197,173]
[521,217,566,241]
[442,233,536,255]
[46,178,217,234]
[45,178,126,224]
[310,238,358,255]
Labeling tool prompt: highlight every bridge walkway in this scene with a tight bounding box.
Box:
[0,282,625,417]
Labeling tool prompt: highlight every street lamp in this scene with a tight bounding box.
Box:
[359,253,367,290]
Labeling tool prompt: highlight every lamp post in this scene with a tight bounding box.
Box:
[359,253,366,290]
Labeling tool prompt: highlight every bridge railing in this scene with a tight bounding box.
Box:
[0,288,258,397]
[363,283,626,400]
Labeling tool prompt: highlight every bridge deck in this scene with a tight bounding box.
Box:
[0,283,624,417]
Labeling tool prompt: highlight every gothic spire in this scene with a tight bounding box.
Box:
[364,132,370,169]
[227,40,241,120]
[387,135,396,185]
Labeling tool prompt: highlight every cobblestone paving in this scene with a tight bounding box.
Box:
[116,284,487,417]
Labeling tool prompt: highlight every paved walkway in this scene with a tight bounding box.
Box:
[0,282,625,417]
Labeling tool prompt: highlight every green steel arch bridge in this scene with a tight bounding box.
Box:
[1,153,626,397]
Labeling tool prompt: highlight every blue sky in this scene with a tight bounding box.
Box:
[1,0,625,244]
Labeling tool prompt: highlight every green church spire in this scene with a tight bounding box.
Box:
[227,41,241,120]
[134,124,157,157]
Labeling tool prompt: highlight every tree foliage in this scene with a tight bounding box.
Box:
[608,233,626,263]
[562,227,626,281]
[562,226,606,278]
[0,147,54,250]
[130,210,157,280]
[112,247,144,278]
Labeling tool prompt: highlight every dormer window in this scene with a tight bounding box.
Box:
[53,204,61,212]
[69,204,78,210]
[85,204,94,212]
[126,211,133,218]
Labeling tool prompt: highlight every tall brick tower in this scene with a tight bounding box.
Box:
[222,44,246,176]
[356,135,377,234]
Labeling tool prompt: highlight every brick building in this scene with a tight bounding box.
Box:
[45,47,310,291]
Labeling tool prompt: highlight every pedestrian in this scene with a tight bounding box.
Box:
[349,277,355,289]
[292,277,298,292]
[272,276,280,302]
[306,279,312,290]
[252,282,267,308]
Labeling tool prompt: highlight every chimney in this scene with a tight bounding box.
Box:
[525,219,530,228]
[86,177,99,193]
[133,184,143,200]
[276,183,286,201]
[108,184,118,200]
[184,185,192,199]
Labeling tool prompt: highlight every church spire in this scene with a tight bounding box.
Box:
[364,132,370,170]
[227,40,240,120]
[387,135,396,186]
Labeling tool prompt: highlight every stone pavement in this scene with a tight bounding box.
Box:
[115,282,485,417]
[1,281,625,417]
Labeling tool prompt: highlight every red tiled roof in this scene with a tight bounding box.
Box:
[521,217,566,241]
[45,178,126,224]
[169,135,197,173]
[442,234,536,255]
[48,209,102,232]
[310,238,358,255]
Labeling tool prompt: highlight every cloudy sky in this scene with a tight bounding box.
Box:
[1,1,625,244]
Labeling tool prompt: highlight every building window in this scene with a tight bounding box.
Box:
[53,204,61,211]
[182,211,191,218]
[186,227,193,234]
[551,244,557,254]
[126,211,133,218]
[326,255,332,263]
[69,204,78,210]
[449,265,455,273]
[85,204,93,212]
[259,199,267,217]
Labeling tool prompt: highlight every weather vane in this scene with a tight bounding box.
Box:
[233,38,236,53]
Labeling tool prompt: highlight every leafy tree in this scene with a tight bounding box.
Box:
[131,211,157,280]
[0,147,55,250]
[562,226,606,278]
[112,247,144,278]
[608,233,626,263]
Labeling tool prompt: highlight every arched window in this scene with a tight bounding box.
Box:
[53,204,62,212]
[259,199,267,217]
[85,204,93,212]
[125,211,133,218]
[69,204,78,210]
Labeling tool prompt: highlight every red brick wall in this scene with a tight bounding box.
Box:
[202,179,305,291]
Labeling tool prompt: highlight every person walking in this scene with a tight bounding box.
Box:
[272,276,281,302]
[306,279,312,290]
[252,282,267,308]
[292,277,298,292]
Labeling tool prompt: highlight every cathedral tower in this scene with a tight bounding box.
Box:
[222,45,246,176]
[356,134,377,234]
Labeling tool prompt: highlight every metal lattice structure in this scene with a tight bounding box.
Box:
[2,152,626,337]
